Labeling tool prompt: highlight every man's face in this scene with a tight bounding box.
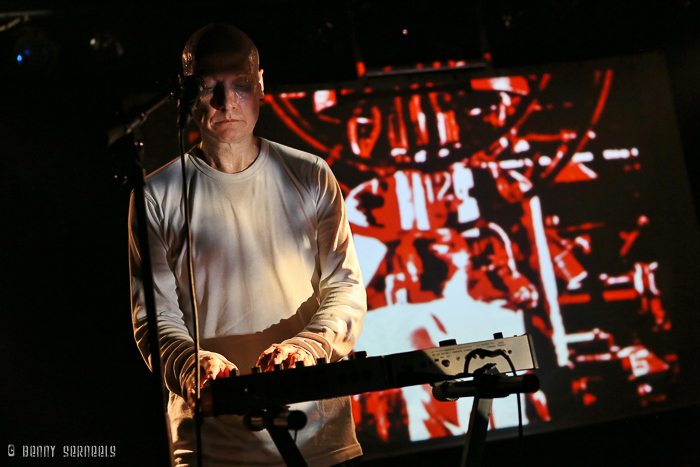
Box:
[192,52,264,146]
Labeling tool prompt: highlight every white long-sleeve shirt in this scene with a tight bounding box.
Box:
[129,138,366,467]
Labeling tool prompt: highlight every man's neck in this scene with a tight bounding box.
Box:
[198,135,260,174]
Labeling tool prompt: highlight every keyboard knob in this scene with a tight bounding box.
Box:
[350,351,367,359]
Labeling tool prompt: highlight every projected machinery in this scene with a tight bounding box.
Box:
[245,53,689,454]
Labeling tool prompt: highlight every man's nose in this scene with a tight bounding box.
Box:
[212,87,239,110]
[223,87,240,109]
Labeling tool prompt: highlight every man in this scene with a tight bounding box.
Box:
[129,23,366,466]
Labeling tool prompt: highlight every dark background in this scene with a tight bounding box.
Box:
[1,1,699,465]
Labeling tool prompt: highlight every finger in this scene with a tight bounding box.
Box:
[199,368,217,387]
[257,348,273,361]
[286,348,314,368]
[214,363,233,379]
[271,350,290,366]
[257,353,274,371]
[204,356,237,378]
[256,346,277,366]
[281,354,296,369]
[256,352,272,369]
[265,349,292,371]
[200,355,217,373]
[286,349,304,367]
[263,352,285,371]
[199,369,210,386]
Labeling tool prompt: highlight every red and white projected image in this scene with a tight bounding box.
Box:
[255,55,682,451]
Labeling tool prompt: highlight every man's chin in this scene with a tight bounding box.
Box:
[203,130,250,146]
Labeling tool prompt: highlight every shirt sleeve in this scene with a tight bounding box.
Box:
[128,191,197,399]
[282,158,368,362]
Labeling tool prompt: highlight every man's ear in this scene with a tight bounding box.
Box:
[258,69,265,98]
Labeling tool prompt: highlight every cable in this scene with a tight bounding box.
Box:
[497,350,523,441]
[462,348,524,439]
[178,127,204,467]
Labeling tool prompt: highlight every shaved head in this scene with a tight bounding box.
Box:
[182,23,259,77]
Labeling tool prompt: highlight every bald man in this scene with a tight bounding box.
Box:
[129,23,366,466]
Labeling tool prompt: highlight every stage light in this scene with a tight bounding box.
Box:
[11,26,59,74]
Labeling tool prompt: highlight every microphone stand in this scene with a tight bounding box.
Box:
[432,365,539,467]
[108,90,173,147]
[109,88,177,466]
[243,405,309,467]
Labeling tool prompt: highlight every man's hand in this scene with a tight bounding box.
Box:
[185,352,237,413]
[256,343,316,372]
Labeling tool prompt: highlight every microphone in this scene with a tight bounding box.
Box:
[432,374,539,401]
[178,75,206,129]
